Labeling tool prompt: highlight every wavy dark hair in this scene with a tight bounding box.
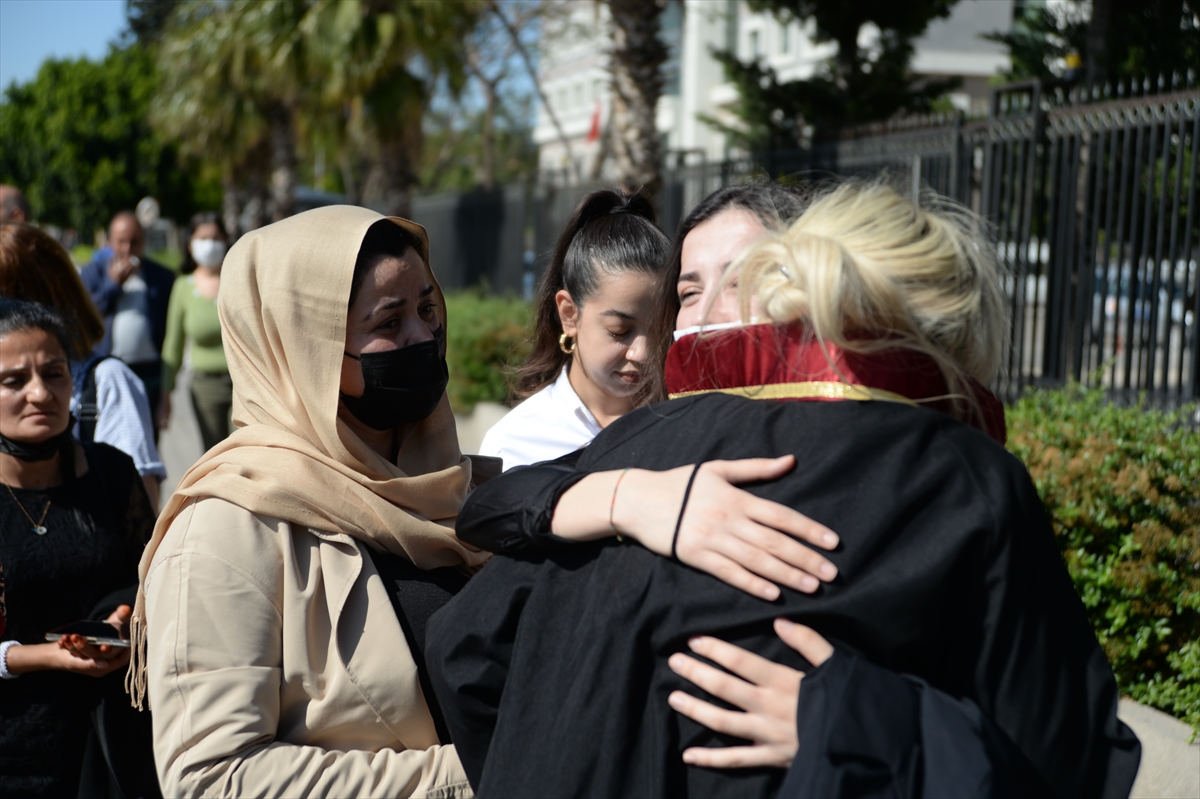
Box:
[180,211,228,275]
[513,189,670,399]
[639,183,816,404]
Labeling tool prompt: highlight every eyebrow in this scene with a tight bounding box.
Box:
[678,271,701,284]
[361,285,435,321]
[0,357,66,377]
[600,309,636,321]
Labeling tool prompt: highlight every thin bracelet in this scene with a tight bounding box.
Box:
[0,640,20,679]
[610,467,632,536]
[671,464,703,561]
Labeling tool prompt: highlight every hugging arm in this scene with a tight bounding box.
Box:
[669,622,1049,798]
[459,453,841,599]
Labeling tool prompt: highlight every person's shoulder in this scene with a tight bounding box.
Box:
[159,498,292,566]
[79,441,142,498]
[141,257,176,284]
[79,252,108,277]
[92,356,150,400]
[480,387,592,466]
[85,440,139,476]
[150,498,289,608]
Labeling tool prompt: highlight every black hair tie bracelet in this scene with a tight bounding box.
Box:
[671,463,703,561]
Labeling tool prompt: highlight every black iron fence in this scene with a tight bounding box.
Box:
[416,78,1200,406]
[819,79,1200,406]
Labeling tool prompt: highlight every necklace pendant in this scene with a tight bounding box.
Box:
[33,525,47,535]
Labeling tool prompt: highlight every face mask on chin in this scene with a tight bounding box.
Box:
[190,238,227,269]
[0,415,75,461]
[340,329,449,431]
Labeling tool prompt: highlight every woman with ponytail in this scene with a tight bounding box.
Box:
[480,189,670,469]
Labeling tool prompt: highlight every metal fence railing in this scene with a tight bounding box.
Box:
[820,80,1200,406]
[617,79,1200,407]
[422,78,1199,407]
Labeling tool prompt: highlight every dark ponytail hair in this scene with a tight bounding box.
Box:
[514,188,670,399]
[639,182,816,404]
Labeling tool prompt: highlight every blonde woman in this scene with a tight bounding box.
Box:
[427,183,1139,798]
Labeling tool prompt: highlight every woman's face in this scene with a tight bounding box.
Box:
[340,248,440,398]
[0,327,73,443]
[676,208,768,330]
[558,270,658,400]
[189,222,228,271]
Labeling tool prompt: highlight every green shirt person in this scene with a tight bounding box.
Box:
[159,213,232,451]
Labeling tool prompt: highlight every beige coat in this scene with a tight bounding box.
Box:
[145,496,471,798]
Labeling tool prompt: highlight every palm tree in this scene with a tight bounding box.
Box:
[302,0,480,217]
[227,0,313,221]
[154,0,316,224]
[604,0,668,195]
[151,1,271,235]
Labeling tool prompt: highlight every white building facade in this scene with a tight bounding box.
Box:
[533,0,1013,179]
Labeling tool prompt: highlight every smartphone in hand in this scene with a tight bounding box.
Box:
[45,620,130,648]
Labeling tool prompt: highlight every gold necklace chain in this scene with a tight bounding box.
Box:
[3,481,51,535]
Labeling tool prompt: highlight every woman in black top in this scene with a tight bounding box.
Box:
[427,184,1140,797]
[0,300,155,798]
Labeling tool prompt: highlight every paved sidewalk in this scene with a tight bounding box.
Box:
[158,367,203,504]
[1122,699,1200,799]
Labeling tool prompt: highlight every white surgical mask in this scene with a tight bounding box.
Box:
[672,319,752,342]
[190,238,227,268]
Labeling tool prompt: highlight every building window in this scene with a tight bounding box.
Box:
[749,29,761,59]
[780,22,790,54]
[574,83,584,108]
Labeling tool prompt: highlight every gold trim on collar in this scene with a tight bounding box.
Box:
[668,381,918,406]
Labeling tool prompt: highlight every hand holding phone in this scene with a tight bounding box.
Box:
[45,605,133,664]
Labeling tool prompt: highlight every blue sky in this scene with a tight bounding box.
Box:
[0,0,127,91]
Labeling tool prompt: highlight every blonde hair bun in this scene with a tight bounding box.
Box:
[736,181,1008,405]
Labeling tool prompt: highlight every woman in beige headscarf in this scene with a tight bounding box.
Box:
[131,207,489,797]
[130,204,844,798]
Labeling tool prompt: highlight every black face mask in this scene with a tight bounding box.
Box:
[0,415,75,461]
[341,330,449,431]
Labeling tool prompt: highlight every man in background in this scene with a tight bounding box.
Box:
[81,211,175,423]
[0,185,31,222]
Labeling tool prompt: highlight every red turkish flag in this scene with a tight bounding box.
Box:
[586,102,602,144]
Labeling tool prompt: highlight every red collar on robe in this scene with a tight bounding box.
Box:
[665,323,1007,444]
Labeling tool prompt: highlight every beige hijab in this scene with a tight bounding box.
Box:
[128,205,488,707]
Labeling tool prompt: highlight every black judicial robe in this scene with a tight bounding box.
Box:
[427,395,1141,798]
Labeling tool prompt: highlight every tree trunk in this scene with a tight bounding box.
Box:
[833,28,858,93]
[1085,0,1111,88]
[221,167,241,241]
[376,120,421,218]
[268,103,297,222]
[339,152,359,206]
[606,0,668,196]
[478,79,499,190]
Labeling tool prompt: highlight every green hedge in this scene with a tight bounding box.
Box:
[444,290,533,413]
[1007,385,1200,735]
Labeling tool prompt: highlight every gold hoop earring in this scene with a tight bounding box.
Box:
[558,333,576,354]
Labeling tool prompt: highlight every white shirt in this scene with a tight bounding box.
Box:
[71,357,166,479]
[479,367,602,471]
[109,272,159,364]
